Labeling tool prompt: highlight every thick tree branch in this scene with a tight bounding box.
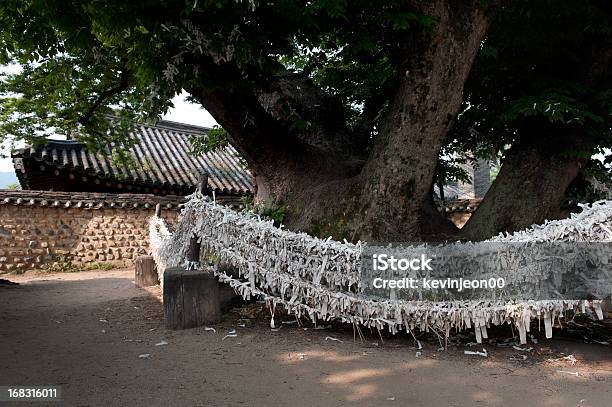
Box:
[78,65,129,126]
[182,48,363,190]
[255,69,356,156]
[180,13,360,160]
[354,0,491,240]
[461,127,588,240]
[463,33,611,240]
[185,57,360,205]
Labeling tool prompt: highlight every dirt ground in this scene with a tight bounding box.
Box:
[0,270,610,407]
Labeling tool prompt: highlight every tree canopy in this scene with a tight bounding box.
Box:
[1,0,610,241]
[1,0,433,144]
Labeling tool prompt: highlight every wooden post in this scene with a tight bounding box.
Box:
[184,171,208,270]
[187,237,201,263]
[155,203,162,217]
[197,171,209,195]
[163,267,221,329]
[186,236,201,270]
[135,256,158,287]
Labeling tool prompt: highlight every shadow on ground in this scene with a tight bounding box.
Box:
[0,270,610,407]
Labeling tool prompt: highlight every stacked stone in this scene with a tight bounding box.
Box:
[0,191,182,273]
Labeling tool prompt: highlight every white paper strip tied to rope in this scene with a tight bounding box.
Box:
[150,194,362,286]
[149,216,172,281]
[149,193,610,344]
[490,200,612,243]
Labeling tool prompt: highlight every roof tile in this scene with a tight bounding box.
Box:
[12,121,254,195]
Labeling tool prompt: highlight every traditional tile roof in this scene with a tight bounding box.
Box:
[12,120,254,196]
[442,198,482,213]
[0,190,185,210]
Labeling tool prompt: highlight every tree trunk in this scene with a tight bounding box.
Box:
[340,1,489,242]
[244,1,488,242]
[189,1,490,242]
[461,136,586,241]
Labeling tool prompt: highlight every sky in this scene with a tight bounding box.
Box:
[0,92,218,172]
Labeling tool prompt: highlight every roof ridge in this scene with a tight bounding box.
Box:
[150,120,211,134]
[0,189,186,209]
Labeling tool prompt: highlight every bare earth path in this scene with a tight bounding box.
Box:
[0,270,610,407]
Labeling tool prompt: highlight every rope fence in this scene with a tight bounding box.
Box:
[149,193,609,344]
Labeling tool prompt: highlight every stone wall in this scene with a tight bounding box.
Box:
[0,190,479,274]
[0,191,184,274]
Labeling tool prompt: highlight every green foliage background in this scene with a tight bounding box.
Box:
[0,0,610,191]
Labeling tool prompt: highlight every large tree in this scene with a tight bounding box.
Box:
[0,0,610,242]
[452,0,612,240]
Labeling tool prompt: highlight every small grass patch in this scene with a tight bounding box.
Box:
[43,256,116,273]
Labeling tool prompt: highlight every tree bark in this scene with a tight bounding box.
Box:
[352,0,490,241]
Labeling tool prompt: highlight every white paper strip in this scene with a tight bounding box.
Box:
[149,193,611,344]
